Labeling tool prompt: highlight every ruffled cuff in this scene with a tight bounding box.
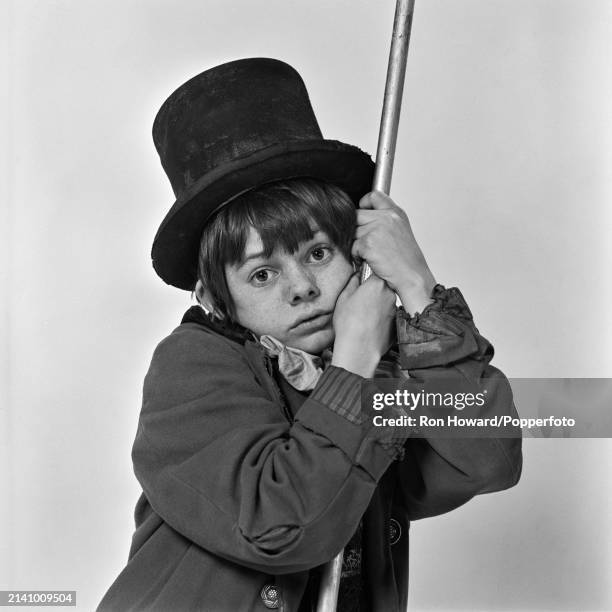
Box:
[396,284,493,370]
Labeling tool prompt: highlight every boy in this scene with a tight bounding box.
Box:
[98,58,521,611]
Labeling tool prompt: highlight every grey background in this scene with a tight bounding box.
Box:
[1,0,611,610]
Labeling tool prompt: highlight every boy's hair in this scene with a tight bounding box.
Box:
[197,178,356,322]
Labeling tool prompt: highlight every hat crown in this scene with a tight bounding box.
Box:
[153,58,323,200]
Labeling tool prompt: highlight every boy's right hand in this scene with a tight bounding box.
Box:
[331,273,396,378]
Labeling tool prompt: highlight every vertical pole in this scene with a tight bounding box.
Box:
[314,551,343,612]
[361,0,415,283]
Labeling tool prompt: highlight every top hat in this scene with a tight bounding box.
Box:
[151,57,375,290]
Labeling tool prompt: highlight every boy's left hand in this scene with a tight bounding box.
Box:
[352,191,437,315]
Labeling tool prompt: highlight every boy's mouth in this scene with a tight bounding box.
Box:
[292,311,332,330]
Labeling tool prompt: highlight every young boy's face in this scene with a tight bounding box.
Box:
[225,226,354,354]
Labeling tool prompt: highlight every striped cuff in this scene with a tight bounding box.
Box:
[310,366,364,425]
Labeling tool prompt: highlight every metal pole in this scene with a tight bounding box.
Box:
[316,3,416,611]
[314,549,343,612]
[361,0,415,283]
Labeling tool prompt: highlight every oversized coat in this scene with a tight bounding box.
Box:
[98,286,522,611]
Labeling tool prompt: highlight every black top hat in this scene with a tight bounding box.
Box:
[151,57,374,290]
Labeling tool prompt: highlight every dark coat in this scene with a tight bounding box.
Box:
[98,288,522,611]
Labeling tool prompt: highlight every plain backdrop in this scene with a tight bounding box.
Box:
[1,1,611,610]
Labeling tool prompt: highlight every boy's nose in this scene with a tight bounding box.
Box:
[286,266,320,304]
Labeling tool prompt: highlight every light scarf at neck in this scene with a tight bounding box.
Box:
[259,335,333,392]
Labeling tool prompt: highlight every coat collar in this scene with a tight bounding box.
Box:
[181,305,254,345]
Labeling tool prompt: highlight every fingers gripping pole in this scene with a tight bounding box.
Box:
[316,3,416,612]
[361,0,415,284]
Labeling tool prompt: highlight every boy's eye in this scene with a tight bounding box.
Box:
[250,269,275,285]
[309,246,332,262]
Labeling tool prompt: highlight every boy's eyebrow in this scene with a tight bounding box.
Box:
[238,251,268,268]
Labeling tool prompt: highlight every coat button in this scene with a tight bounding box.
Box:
[389,518,402,545]
[260,584,280,609]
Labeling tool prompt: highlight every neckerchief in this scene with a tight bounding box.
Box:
[259,335,333,391]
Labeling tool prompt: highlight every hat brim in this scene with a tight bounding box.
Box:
[151,139,375,290]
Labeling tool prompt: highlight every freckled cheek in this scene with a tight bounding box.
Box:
[234,292,287,335]
[322,265,353,301]
[231,289,252,318]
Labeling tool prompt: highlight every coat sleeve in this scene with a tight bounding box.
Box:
[392,285,523,520]
[132,324,399,575]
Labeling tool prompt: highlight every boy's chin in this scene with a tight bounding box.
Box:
[291,329,335,355]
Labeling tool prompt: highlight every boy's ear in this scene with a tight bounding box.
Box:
[194,280,217,315]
